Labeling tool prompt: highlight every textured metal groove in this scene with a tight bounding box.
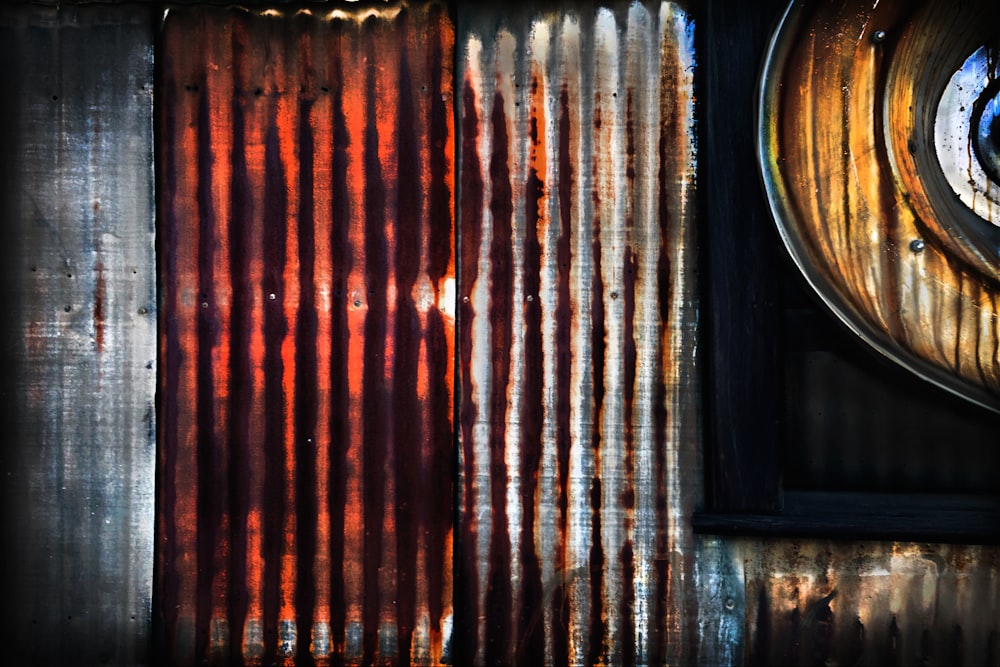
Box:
[157,4,455,665]
[0,4,157,665]
[455,3,700,664]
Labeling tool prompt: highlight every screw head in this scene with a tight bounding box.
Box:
[872,29,887,43]
[910,238,926,253]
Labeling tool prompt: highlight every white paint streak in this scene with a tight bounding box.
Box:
[559,14,595,666]
[463,35,495,667]
[594,8,626,663]
[626,4,658,661]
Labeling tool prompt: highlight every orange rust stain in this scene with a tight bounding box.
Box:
[529,67,548,230]
[171,17,202,647]
[309,28,334,640]
[342,21,368,630]
[238,10,268,634]
[206,21,235,635]
[274,37,301,640]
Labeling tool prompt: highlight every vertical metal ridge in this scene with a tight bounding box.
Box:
[457,3,697,664]
[158,5,455,665]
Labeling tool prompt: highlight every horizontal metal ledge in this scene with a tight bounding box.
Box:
[692,491,1000,545]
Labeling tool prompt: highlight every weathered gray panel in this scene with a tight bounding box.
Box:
[0,5,155,665]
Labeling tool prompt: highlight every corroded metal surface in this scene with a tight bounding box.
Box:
[157,4,455,665]
[454,3,703,664]
[760,0,1000,411]
[742,539,1000,666]
[0,4,156,665]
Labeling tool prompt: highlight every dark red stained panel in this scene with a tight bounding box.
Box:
[157,5,455,665]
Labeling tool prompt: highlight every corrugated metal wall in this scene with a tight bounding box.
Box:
[0,4,157,666]
[453,3,703,665]
[157,5,454,665]
[0,1,997,666]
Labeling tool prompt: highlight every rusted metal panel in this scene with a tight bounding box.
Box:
[157,4,455,665]
[0,4,156,665]
[742,540,1000,666]
[454,2,704,664]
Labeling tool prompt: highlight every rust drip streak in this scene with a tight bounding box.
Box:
[228,49,253,661]
[518,75,545,667]
[159,7,455,665]
[194,71,216,661]
[653,29,675,664]
[93,262,105,353]
[157,29,182,656]
[328,22,351,656]
[194,65,221,661]
[553,82,574,667]
[424,12,454,649]
[456,75,483,667]
[294,93,319,664]
[361,22,389,665]
[394,37,421,667]
[485,89,514,667]
[588,95,607,667]
[262,120,289,666]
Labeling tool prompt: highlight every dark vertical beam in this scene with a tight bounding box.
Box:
[699,0,787,512]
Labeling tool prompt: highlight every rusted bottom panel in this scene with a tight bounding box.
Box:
[743,540,1000,666]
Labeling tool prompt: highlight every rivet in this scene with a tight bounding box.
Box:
[462,296,470,303]
[725,598,736,610]
[527,295,534,302]
[268,292,276,301]
[910,238,925,253]
[201,302,208,309]
[354,299,362,308]
[63,305,72,312]
[138,307,149,315]
[872,29,887,43]
[611,291,618,300]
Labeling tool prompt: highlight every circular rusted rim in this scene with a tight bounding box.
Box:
[757,0,1000,413]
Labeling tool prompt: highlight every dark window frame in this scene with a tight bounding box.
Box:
[691,0,1000,546]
